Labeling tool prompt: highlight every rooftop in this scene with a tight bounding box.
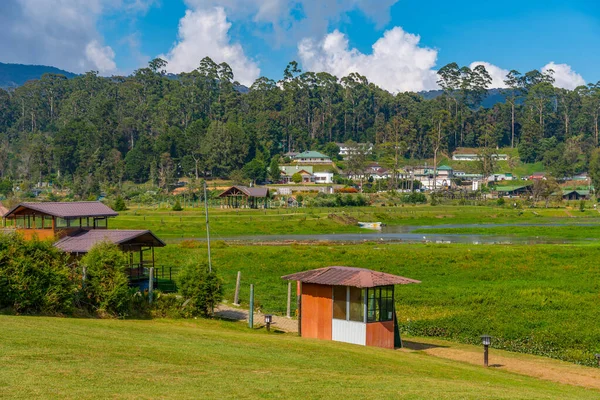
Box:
[218,185,269,198]
[54,229,165,254]
[282,266,420,288]
[4,201,118,219]
[293,151,331,159]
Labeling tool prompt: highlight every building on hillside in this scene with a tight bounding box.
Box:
[336,143,373,158]
[529,172,546,180]
[496,185,532,197]
[282,266,420,349]
[487,173,513,182]
[408,165,454,190]
[279,166,334,184]
[293,151,332,164]
[2,201,168,288]
[452,148,508,162]
[562,189,591,201]
[274,186,335,196]
[218,186,269,209]
[313,172,334,184]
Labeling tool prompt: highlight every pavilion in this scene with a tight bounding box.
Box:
[282,266,420,349]
[218,186,269,209]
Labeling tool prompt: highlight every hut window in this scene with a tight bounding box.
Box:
[367,286,394,323]
[332,286,347,320]
[348,287,364,322]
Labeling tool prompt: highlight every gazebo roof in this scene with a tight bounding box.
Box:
[282,266,420,288]
[54,229,165,254]
[4,201,118,219]
[218,186,269,198]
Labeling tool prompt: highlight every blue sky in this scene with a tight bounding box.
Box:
[1,0,598,91]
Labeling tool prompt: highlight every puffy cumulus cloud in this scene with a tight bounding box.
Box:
[85,40,118,73]
[184,0,399,43]
[542,62,586,90]
[160,7,260,85]
[469,62,509,89]
[0,0,154,74]
[298,28,438,93]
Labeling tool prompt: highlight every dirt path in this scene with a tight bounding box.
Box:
[215,303,299,333]
[402,338,600,391]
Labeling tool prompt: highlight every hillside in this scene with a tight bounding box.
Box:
[1,316,596,399]
[0,62,77,89]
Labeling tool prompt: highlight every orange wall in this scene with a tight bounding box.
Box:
[366,320,394,349]
[301,283,332,340]
[18,229,55,241]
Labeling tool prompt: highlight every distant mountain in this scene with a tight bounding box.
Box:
[0,62,77,89]
[418,88,513,108]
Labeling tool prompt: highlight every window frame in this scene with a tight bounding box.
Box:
[366,285,395,323]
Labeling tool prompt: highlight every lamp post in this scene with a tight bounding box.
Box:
[481,335,492,367]
[595,354,600,367]
[264,314,273,332]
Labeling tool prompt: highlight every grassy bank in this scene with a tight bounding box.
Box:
[414,225,600,240]
[111,205,600,238]
[1,316,597,399]
[155,242,600,366]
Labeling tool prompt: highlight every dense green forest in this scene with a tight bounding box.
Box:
[1,56,600,198]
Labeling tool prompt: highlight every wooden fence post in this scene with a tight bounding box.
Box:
[286,281,291,318]
[234,271,241,306]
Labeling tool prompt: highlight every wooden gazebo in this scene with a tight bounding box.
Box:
[282,266,420,349]
[218,186,269,209]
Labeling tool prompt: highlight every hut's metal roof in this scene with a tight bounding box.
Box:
[282,266,420,288]
[54,229,165,254]
[4,201,118,219]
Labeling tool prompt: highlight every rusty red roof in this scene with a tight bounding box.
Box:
[4,201,118,219]
[0,202,8,217]
[54,229,165,254]
[282,266,420,288]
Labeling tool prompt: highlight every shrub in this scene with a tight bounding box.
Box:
[579,199,585,212]
[0,233,74,314]
[177,263,223,317]
[291,172,302,184]
[81,242,130,317]
[172,199,183,211]
[496,197,506,206]
[113,195,127,211]
[401,192,427,204]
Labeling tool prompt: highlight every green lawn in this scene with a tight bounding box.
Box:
[0,316,596,399]
[155,242,600,366]
[110,205,600,239]
[413,225,600,241]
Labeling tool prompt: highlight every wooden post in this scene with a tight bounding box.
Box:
[286,281,292,318]
[297,283,302,336]
[248,284,254,329]
[148,267,154,304]
[233,271,241,306]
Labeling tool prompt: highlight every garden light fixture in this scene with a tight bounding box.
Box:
[265,314,273,332]
[481,335,491,367]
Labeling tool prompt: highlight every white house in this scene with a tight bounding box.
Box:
[313,172,334,184]
[293,151,332,164]
[336,143,373,158]
[452,148,508,162]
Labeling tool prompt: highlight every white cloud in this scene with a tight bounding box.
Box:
[160,7,260,85]
[298,28,438,93]
[542,62,586,90]
[185,0,399,44]
[0,0,155,75]
[469,62,509,89]
[86,40,118,73]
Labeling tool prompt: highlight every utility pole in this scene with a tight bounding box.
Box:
[204,181,212,273]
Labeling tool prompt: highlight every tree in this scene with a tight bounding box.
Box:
[177,263,223,317]
[503,70,524,148]
[429,110,451,190]
[589,148,600,193]
[242,158,267,184]
[291,172,302,184]
[114,195,127,211]
[532,177,560,208]
[268,157,281,182]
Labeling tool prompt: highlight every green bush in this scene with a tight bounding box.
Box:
[496,197,506,206]
[579,200,585,212]
[0,234,74,314]
[401,192,427,204]
[113,195,127,211]
[81,242,131,317]
[177,263,224,317]
[172,199,183,211]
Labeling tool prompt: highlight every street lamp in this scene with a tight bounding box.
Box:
[481,335,492,367]
[264,314,273,332]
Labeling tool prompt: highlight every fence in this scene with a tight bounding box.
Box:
[126,265,180,293]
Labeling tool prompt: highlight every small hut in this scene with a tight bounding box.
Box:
[218,186,269,209]
[282,266,420,349]
[562,189,590,201]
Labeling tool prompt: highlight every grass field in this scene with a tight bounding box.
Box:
[1,316,597,399]
[154,242,600,366]
[110,204,600,239]
[414,225,600,241]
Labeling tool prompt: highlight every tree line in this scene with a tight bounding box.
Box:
[1,56,600,197]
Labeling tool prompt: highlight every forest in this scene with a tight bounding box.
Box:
[1,56,600,198]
